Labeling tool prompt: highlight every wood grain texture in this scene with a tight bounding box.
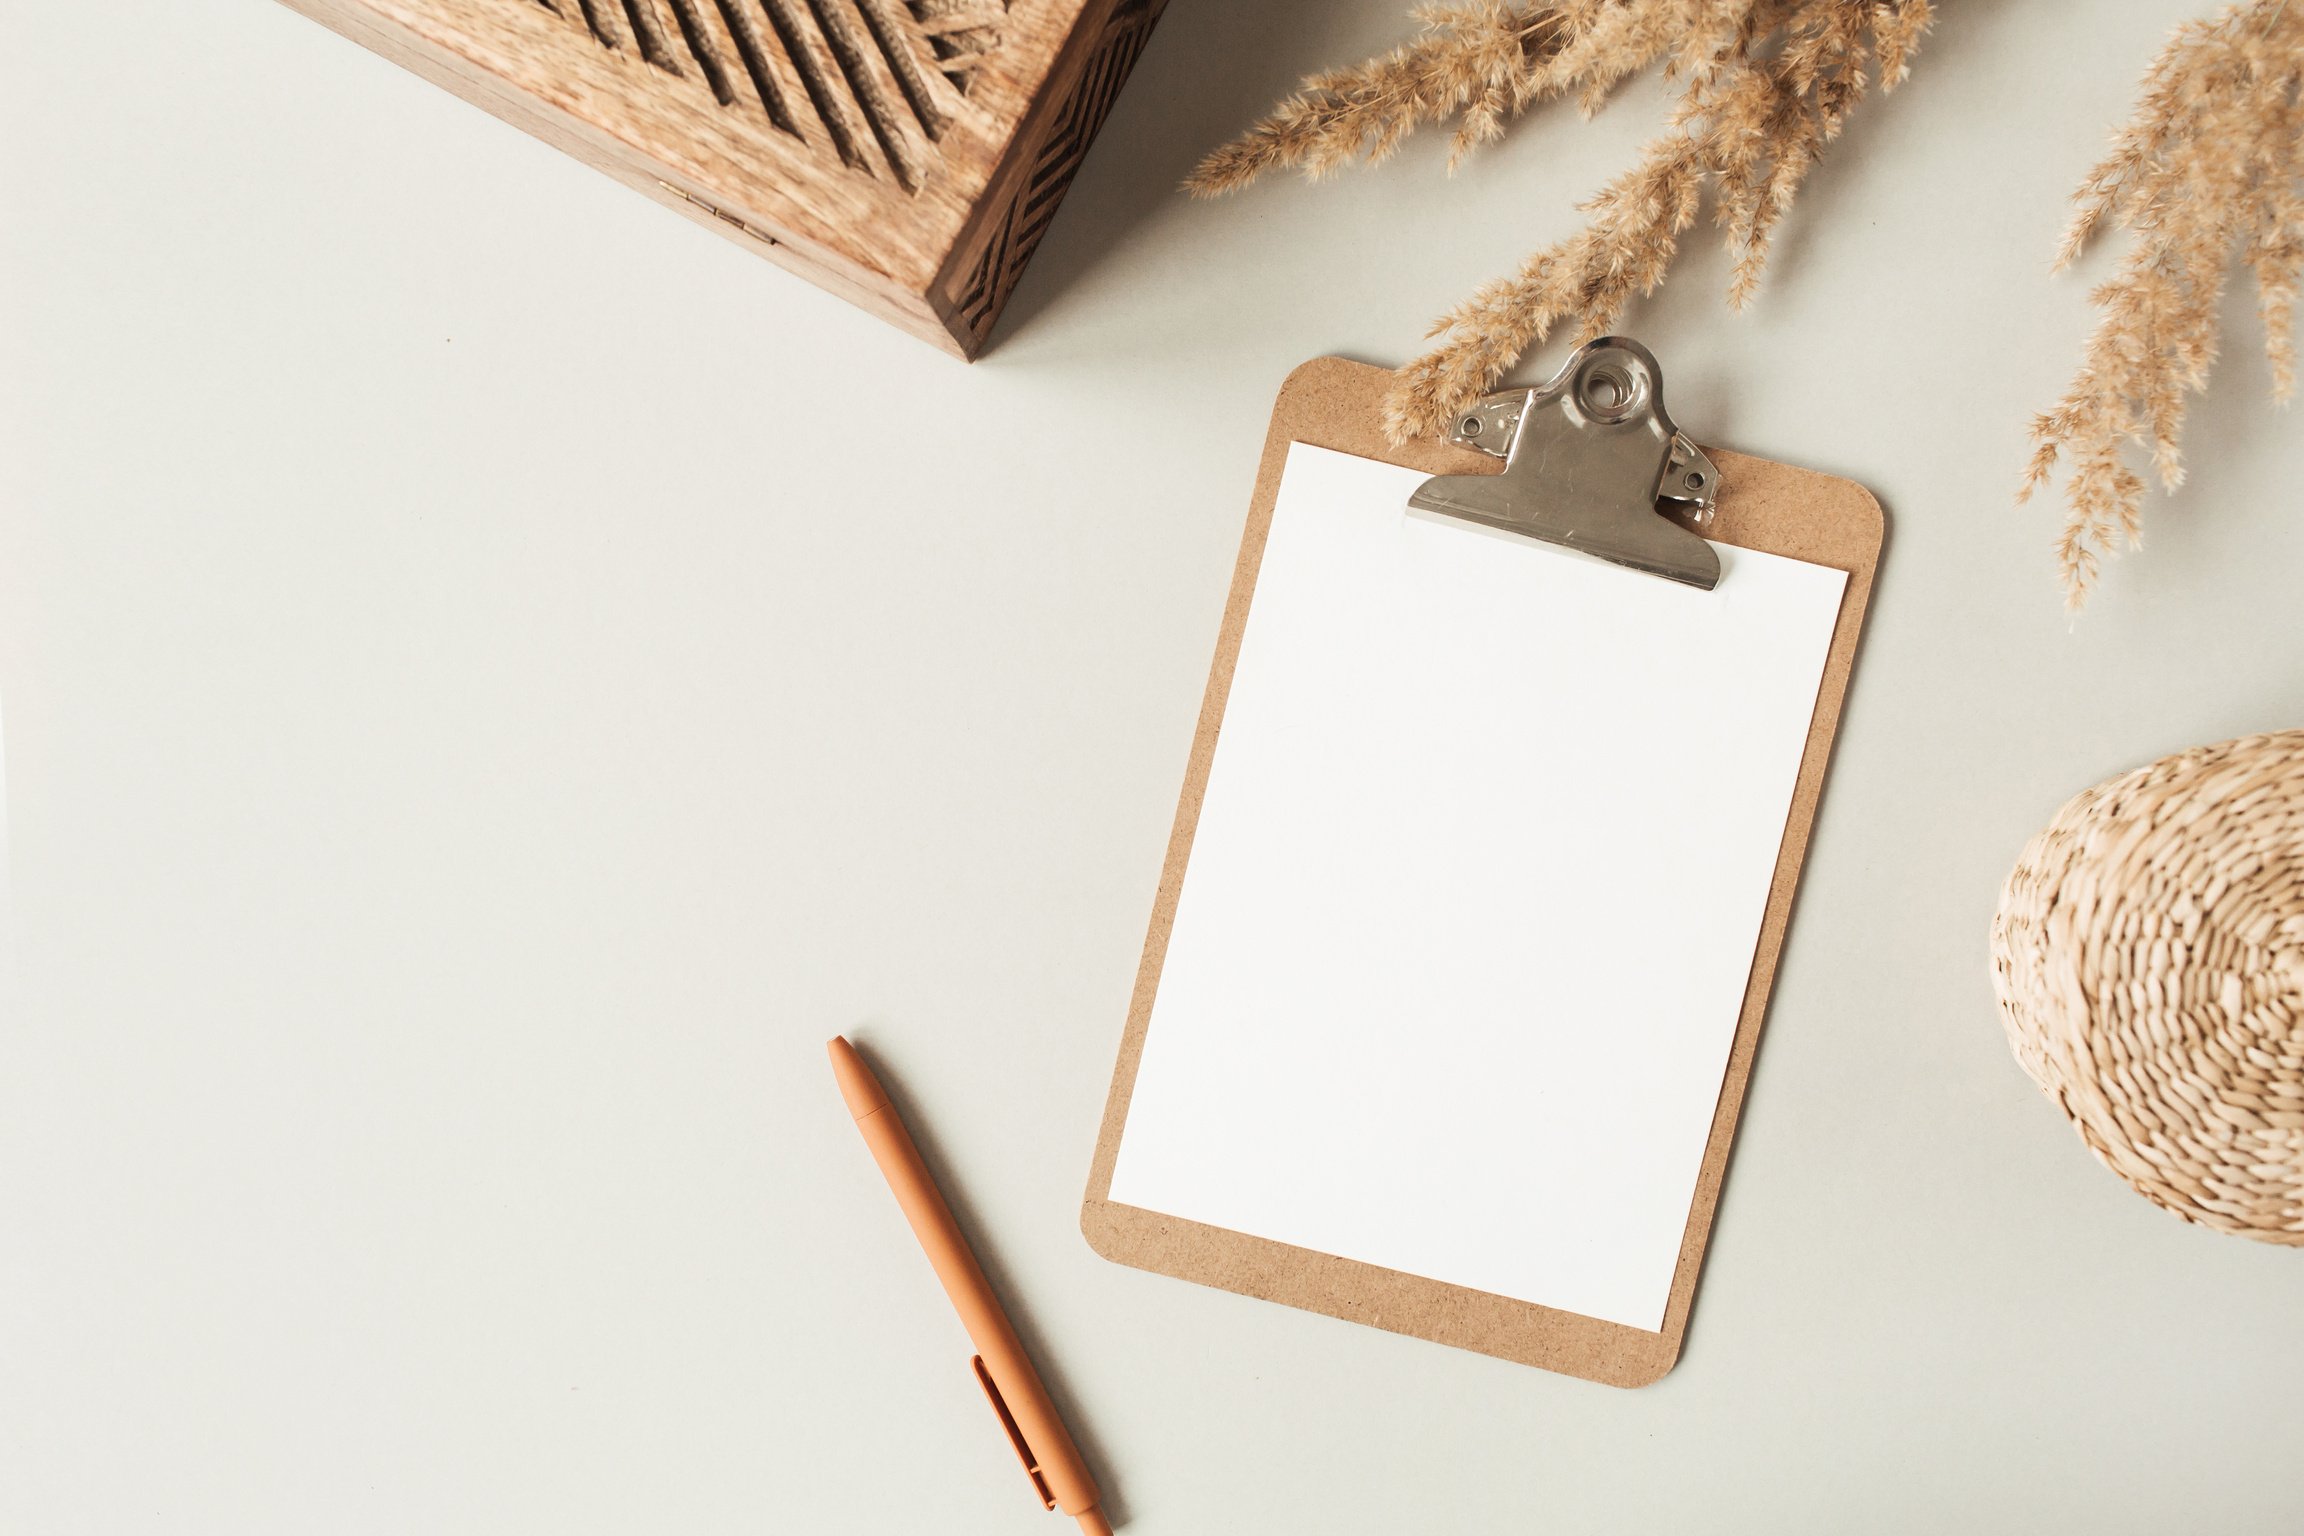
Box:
[275,0,1165,355]
[1081,356,1885,1388]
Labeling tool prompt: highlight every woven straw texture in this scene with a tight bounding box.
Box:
[1992,730,2304,1241]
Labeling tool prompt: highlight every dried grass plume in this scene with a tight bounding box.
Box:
[2022,0,2304,607]
[1189,0,1933,443]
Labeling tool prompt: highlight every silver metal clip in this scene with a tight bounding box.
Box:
[1408,338,1722,589]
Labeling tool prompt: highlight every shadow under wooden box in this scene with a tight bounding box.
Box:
[278,0,1168,356]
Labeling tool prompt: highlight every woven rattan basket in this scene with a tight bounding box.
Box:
[1991,730,2304,1241]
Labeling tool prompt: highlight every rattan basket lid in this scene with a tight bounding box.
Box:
[1991,730,2304,1242]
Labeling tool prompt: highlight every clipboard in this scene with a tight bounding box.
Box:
[1080,345,1882,1387]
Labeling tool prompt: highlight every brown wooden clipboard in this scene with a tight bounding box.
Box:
[1079,356,1883,1388]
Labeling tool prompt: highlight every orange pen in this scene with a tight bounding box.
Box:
[827,1036,1113,1536]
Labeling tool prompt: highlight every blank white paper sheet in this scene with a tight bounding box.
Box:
[1108,443,1848,1332]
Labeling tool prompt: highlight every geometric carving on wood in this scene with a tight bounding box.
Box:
[950,0,1154,343]
[527,0,1008,190]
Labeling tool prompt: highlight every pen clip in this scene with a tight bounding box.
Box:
[971,1355,1056,1511]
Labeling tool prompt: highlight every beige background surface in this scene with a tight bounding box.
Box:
[3,1,2301,1531]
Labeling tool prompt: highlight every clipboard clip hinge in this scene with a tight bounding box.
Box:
[1409,337,1724,590]
[971,1355,1057,1511]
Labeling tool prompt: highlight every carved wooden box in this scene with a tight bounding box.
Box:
[279,0,1165,356]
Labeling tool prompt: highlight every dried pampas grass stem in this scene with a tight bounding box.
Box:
[2022,0,2304,607]
[1190,0,1933,444]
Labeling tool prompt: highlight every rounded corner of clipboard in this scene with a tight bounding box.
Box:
[1277,354,1373,396]
[1830,474,1888,547]
[1481,1307,1687,1388]
[1610,1340,1687,1389]
[1077,1196,1131,1264]
[1270,356,1401,437]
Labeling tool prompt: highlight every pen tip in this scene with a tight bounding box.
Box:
[827,1036,890,1119]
